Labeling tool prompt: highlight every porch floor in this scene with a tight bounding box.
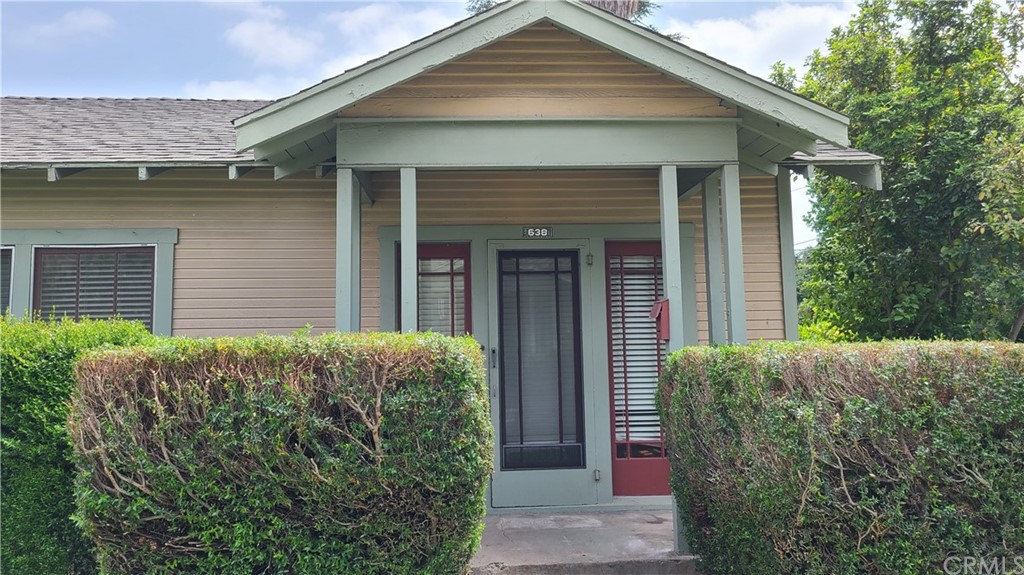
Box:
[470,509,699,574]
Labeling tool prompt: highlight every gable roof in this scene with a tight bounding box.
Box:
[1,97,265,165]
[234,0,850,163]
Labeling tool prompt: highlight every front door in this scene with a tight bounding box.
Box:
[488,243,598,507]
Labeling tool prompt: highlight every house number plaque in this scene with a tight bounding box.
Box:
[522,226,553,238]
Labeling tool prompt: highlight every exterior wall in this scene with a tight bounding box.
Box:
[339,22,735,120]
[361,170,785,342]
[0,169,336,337]
[1,168,783,341]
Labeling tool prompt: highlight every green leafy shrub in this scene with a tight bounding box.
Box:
[659,341,1024,575]
[70,332,492,574]
[1,316,154,575]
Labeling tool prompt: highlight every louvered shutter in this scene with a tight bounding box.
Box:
[0,248,12,313]
[35,247,155,330]
[607,244,666,459]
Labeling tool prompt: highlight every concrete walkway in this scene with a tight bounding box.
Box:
[470,510,699,574]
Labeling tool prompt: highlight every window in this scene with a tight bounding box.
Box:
[1,248,12,313]
[397,243,472,336]
[33,247,156,330]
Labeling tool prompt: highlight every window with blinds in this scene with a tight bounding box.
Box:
[33,247,156,330]
[607,242,667,460]
[1,248,12,313]
[397,243,472,336]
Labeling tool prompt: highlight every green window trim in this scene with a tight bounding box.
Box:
[0,228,178,335]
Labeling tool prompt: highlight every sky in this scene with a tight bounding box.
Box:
[1,0,862,247]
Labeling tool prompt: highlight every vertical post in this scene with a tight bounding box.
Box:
[400,167,418,332]
[336,168,361,332]
[659,165,685,353]
[701,171,727,344]
[721,163,746,344]
[10,245,33,319]
[777,168,799,341]
[661,165,692,556]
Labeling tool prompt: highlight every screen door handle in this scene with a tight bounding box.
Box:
[491,348,497,369]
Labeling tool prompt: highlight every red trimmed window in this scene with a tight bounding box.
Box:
[33,247,156,330]
[397,243,472,336]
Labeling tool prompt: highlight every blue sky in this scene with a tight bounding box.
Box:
[1,0,861,246]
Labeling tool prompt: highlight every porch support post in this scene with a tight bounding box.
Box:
[336,168,361,332]
[721,164,747,344]
[777,168,799,340]
[701,171,727,344]
[400,167,418,332]
[659,166,686,352]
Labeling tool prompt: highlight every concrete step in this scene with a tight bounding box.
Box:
[471,557,699,574]
[470,510,698,575]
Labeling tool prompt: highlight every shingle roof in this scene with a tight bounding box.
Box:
[786,141,882,165]
[1,97,268,165]
[1,97,881,168]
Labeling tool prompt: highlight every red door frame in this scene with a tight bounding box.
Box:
[605,241,671,496]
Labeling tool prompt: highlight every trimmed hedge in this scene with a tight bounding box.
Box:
[1,316,155,575]
[660,341,1024,575]
[70,332,492,574]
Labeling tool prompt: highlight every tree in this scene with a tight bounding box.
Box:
[794,0,1023,341]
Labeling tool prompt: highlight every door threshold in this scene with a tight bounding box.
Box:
[486,495,673,515]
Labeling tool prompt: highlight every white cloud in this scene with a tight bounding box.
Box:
[22,9,114,43]
[226,20,322,67]
[319,3,463,78]
[218,1,321,68]
[182,74,312,100]
[664,2,858,80]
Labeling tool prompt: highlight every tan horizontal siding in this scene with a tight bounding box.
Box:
[0,169,336,337]
[339,23,734,120]
[3,168,784,341]
[361,171,785,342]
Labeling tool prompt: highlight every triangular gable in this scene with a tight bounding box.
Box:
[235,0,849,170]
[340,22,734,119]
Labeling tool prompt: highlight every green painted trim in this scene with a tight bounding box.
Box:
[336,169,361,332]
[701,172,727,344]
[399,168,418,332]
[738,149,779,176]
[337,120,738,169]
[273,136,336,180]
[738,110,817,156]
[0,228,178,336]
[720,164,747,344]
[659,166,687,352]
[236,0,849,156]
[777,169,799,341]
[816,163,883,191]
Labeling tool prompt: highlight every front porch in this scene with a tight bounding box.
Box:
[471,505,697,574]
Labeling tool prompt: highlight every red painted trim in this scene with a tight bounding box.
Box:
[396,242,472,334]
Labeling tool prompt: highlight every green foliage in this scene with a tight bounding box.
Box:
[70,332,492,575]
[659,341,1024,575]
[1,316,154,575]
[796,0,1024,341]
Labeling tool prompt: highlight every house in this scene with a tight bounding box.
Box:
[0,0,881,509]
